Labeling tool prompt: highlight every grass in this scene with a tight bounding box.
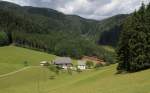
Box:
[0,65,150,93]
[0,46,56,75]
[0,46,150,93]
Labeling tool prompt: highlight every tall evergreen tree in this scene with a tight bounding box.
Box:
[117,3,150,72]
[145,3,150,68]
[117,15,133,71]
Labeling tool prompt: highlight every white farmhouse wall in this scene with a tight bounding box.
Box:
[78,65,86,70]
[62,65,68,70]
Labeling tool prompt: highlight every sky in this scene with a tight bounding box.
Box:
[1,0,150,20]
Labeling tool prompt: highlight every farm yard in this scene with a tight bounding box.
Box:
[0,46,150,93]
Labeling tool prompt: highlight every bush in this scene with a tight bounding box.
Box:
[86,61,94,69]
[95,63,103,68]
[23,61,29,66]
[76,68,82,73]
[48,65,60,75]
[67,68,72,75]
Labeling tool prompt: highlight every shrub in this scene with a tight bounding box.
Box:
[76,68,82,73]
[23,61,29,66]
[95,63,103,68]
[48,65,60,75]
[86,61,94,69]
[67,68,72,75]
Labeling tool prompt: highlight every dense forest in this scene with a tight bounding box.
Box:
[98,15,128,46]
[0,1,127,63]
[117,3,150,72]
[98,25,122,46]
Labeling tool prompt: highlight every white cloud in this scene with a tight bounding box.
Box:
[88,0,150,19]
[57,0,90,14]
[2,0,29,5]
[1,0,150,20]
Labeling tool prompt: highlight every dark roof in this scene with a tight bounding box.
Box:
[54,57,72,64]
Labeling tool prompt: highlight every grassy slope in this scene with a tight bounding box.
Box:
[0,65,150,93]
[0,46,150,93]
[0,46,56,75]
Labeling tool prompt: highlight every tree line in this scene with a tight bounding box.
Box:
[117,3,150,72]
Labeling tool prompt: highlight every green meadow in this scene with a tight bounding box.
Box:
[0,46,56,75]
[0,46,150,93]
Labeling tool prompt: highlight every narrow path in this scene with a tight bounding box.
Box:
[0,66,31,78]
[0,66,41,78]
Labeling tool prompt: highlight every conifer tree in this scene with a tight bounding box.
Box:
[117,3,150,72]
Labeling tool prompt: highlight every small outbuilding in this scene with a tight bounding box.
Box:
[53,57,72,69]
[40,61,49,66]
[77,60,86,70]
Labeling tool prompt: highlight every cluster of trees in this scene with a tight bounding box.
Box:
[117,3,150,72]
[0,31,9,46]
[12,31,104,59]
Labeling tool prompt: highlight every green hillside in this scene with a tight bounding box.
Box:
[0,63,150,93]
[0,46,56,75]
[0,1,127,60]
[0,46,149,93]
[0,46,115,75]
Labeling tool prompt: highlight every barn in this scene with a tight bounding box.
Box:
[53,57,72,69]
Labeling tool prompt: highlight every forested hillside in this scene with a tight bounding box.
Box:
[117,3,150,72]
[0,1,127,62]
[98,14,128,46]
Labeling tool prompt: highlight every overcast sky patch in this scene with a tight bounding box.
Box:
[1,0,150,20]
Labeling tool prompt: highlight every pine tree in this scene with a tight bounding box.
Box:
[145,3,150,68]
[117,3,150,72]
[117,15,133,71]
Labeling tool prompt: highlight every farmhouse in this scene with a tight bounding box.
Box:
[77,60,86,70]
[53,57,72,69]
